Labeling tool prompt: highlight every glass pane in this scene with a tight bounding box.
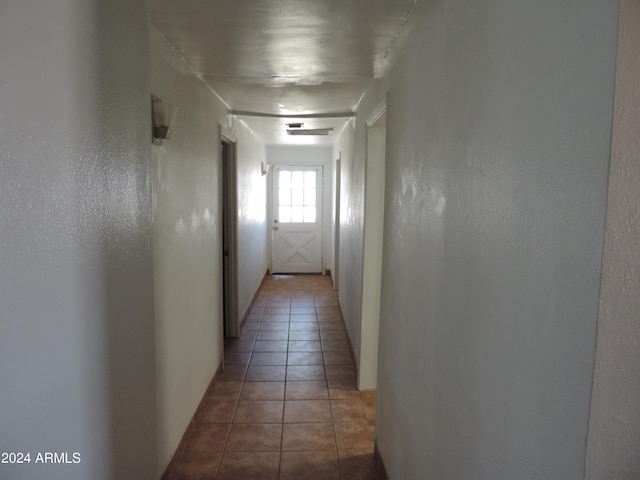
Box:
[304,206,316,223]
[279,188,291,206]
[292,188,304,206]
[291,206,304,223]
[304,171,316,187]
[279,206,291,223]
[279,170,291,188]
[292,171,304,187]
[304,188,316,206]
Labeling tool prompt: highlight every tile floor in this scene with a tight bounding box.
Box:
[166,274,385,480]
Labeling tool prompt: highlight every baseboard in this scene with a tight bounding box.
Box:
[374,440,389,479]
[239,269,269,332]
[160,363,223,480]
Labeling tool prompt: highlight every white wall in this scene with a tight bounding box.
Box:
[0,1,156,479]
[373,1,619,479]
[266,146,334,273]
[333,119,364,357]
[236,123,270,319]
[151,28,268,473]
[586,1,640,478]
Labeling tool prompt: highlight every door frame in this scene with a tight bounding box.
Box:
[268,158,332,275]
[269,164,324,274]
[220,126,240,338]
[358,101,387,390]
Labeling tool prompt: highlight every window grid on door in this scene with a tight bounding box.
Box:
[278,169,317,223]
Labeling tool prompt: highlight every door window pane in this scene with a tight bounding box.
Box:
[279,188,291,206]
[279,206,291,223]
[291,206,304,223]
[277,168,318,223]
[304,206,316,223]
[304,188,316,206]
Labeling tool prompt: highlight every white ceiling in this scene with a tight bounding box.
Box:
[150,0,416,145]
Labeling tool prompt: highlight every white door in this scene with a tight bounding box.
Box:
[271,165,323,273]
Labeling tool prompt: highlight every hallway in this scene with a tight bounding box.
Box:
[166,275,384,479]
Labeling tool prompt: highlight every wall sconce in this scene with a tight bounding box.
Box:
[261,162,270,176]
[152,96,178,144]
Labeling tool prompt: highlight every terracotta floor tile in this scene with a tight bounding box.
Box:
[242,321,261,331]
[290,299,316,307]
[323,351,354,366]
[338,449,385,480]
[289,330,321,341]
[284,400,332,423]
[218,365,247,382]
[233,400,283,423]
[327,380,361,400]
[319,330,348,341]
[288,340,322,352]
[224,340,255,353]
[282,423,336,451]
[245,365,286,382]
[285,381,329,400]
[208,381,243,400]
[280,451,340,480]
[256,330,289,341]
[226,424,282,451]
[318,322,345,332]
[250,306,265,315]
[290,307,317,314]
[289,323,318,332]
[261,314,290,323]
[321,340,350,352]
[287,352,324,366]
[185,424,230,452]
[238,330,258,341]
[224,351,251,366]
[333,421,374,451]
[168,450,222,480]
[289,314,318,323]
[286,365,326,381]
[315,306,341,315]
[253,340,288,352]
[325,365,356,382]
[317,314,343,323]
[264,307,290,315]
[331,399,367,422]
[200,399,237,424]
[258,322,289,331]
[216,451,280,480]
[240,381,285,401]
[250,352,287,365]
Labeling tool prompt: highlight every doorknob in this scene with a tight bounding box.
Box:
[273,226,278,230]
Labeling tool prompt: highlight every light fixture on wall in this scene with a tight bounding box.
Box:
[151,95,178,144]
[261,162,270,176]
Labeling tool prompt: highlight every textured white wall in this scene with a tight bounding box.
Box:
[0,1,156,479]
[236,124,269,319]
[586,1,640,477]
[151,28,268,473]
[150,26,225,473]
[332,120,365,354]
[375,1,619,478]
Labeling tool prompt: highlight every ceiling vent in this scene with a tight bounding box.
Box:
[287,128,334,136]
[286,122,304,129]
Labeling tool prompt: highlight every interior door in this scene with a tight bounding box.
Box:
[272,165,323,273]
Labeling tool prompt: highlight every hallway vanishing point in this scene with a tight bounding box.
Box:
[165,275,384,479]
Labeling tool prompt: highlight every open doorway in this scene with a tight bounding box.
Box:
[221,131,240,338]
[359,106,386,390]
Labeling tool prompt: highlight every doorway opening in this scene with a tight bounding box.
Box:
[359,106,386,390]
[270,165,324,274]
[221,131,240,338]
